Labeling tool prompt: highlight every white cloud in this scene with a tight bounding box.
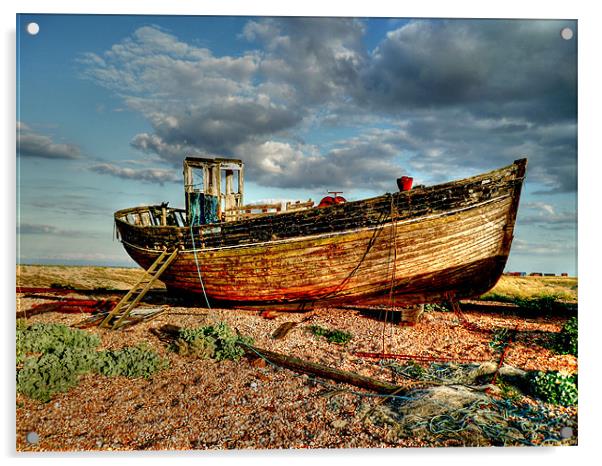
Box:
[512,238,575,256]
[90,163,180,185]
[524,202,556,216]
[78,19,576,195]
[17,122,82,160]
[17,223,98,237]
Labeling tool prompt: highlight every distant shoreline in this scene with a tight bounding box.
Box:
[17,262,138,269]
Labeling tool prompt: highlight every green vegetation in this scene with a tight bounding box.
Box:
[529,371,578,406]
[480,292,573,315]
[497,379,522,402]
[16,320,167,402]
[93,286,116,292]
[95,344,168,378]
[18,349,95,402]
[481,275,577,303]
[489,328,512,352]
[308,325,353,345]
[479,292,514,303]
[172,322,253,361]
[16,320,100,365]
[555,316,578,356]
[50,283,72,290]
[389,360,426,379]
[513,295,565,313]
[423,303,450,312]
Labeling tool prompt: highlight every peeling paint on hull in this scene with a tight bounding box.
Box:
[115,159,526,310]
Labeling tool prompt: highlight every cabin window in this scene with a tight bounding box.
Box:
[220,169,241,213]
[189,167,205,193]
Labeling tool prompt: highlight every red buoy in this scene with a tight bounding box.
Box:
[318,192,346,208]
[397,176,413,191]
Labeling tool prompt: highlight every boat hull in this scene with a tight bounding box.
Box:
[115,159,526,310]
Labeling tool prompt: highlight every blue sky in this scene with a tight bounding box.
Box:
[16,14,577,274]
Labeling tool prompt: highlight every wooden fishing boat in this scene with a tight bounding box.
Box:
[114,157,527,311]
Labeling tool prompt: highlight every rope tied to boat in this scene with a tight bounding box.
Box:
[381,194,398,354]
[315,201,392,302]
[189,198,211,309]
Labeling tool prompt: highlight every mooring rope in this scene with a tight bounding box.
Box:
[240,340,572,446]
[189,199,211,309]
[381,194,398,354]
[316,202,392,302]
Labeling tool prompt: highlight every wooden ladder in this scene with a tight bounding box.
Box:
[100,248,179,329]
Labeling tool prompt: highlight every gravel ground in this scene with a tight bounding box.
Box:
[15,291,578,451]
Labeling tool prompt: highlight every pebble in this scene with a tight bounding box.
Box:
[331,420,348,429]
[16,296,577,451]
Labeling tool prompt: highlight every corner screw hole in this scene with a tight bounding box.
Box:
[26,431,39,444]
[26,22,40,36]
[560,28,573,40]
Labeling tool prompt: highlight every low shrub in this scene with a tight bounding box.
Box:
[17,320,100,364]
[479,292,515,303]
[480,293,572,316]
[423,303,450,312]
[50,283,71,290]
[514,295,561,314]
[16,321,167,402]
[172,322,253,361]
[308,325,353,345]
[529,371,578,406]
[93,286,116,292]
[489,328,511,352]
[96,344,168,378]
[17,348,98,402]
[555,316,577,356]
[496,379,523,402]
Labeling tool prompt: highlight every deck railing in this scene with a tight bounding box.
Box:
[118,201,315,226]
[223,200,314,222]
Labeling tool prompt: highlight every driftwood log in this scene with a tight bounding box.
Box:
[245,346,402,394]
[155,324,403,395]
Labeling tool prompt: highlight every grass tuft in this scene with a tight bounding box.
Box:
[16,321,167,402]
[529,371,578,406]
[308,325,353,345]
[171,322,253,361]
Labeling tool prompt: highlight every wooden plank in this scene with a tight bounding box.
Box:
[125,214,506,303]
[100,249,170,328]
[243,346,402,394]
[112,249,179,329]
[115,160,526,308]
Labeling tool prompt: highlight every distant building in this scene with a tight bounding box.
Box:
[544,273,556,277]
[529,272,543,277]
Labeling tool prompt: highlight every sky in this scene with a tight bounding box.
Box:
[16,14,577,274]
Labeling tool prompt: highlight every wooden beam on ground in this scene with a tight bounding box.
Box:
[244,345,403,394]
[154,324,403,395]
[271,321,299,339]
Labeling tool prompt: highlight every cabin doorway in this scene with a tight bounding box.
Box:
[183,157,244,225]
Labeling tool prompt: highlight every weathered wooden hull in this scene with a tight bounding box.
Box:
[115,159,526,310]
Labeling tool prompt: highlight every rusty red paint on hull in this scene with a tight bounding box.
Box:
[114,160,527,310]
